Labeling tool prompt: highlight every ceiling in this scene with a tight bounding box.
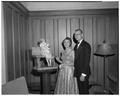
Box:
[20,1,118,11]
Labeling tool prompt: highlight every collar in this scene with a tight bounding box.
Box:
[76,39,83,49]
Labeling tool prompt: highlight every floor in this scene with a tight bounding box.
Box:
[28,84,54,94]
[28,83,112,94]
[29,89,54,94]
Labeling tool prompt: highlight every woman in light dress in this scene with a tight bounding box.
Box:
[54,37,79,94]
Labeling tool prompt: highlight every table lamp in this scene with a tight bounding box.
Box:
[94,40,115,91]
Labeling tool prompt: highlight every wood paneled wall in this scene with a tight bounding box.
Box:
[28,9,118,89]
[3,2,118,92]
[3,2,29,82]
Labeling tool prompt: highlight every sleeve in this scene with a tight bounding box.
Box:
[81,44,91,75]
[82,73,87,77]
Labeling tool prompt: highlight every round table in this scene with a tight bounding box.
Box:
[33,66,58,94]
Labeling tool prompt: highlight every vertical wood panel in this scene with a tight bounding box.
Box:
[24,18,29,80]
[46,19,54,54]
[92,17,97,82]
[53,19,59,56]
[24,18,27,77]
[79,16,84,32]
[97,17,106,43]
[6,6,14,81]
[4,5,8,81]
[25,18,29,78]
[36,20,41,43]
[13,11,20,78]
[22,16,25,76]
[109,15,118,44]
[2,4,6,84]
[12,9,16,80]
[40,19,46,40]
[71,18,79,47]
[20,15,24,76]
[19,15,22,76]
[18,15,22,77]
[108,16,116,43]
[58,19,66,53]
[28,17,32,84]
[32,19,40,46]
[84,17,93,44]
[34,19,41,45]
[3,5,7,83]
[29,18,34,84]
[23,17,26,77]
[66,19,70,37]
[106,17,110,43]
[115,15,119,44]
[31,20,34,47]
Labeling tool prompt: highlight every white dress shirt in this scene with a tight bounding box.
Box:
[77,39,83,48]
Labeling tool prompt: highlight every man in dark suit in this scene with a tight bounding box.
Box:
[73,29,91,94]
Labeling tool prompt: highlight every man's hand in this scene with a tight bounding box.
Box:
[80,75,85,81]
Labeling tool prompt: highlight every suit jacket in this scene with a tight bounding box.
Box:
[74,40,91,78]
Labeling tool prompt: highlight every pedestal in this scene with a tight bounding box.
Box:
[40,73,50,94]
[33,66,58,94]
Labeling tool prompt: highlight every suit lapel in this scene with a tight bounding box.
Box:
[75,40,84,59]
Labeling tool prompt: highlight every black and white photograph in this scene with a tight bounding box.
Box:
[1,1,119,95]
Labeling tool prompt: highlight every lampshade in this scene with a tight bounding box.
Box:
[95,41,114,56]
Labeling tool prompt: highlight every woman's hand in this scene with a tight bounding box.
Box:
[55,56,62,64]
[59,64,64,69]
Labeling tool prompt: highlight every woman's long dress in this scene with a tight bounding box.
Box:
[54,50,78,94]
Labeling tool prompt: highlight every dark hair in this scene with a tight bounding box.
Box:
[37,42,40,46]
[62,37,72,49]
[75,28,83,34]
